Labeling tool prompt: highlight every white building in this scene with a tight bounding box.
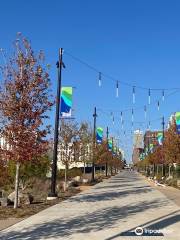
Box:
[168,113,175,128]
[119,147,125,159]
[133,130,144,149]
[57,142,92,170]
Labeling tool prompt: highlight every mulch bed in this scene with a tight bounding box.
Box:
[0,188,80,220]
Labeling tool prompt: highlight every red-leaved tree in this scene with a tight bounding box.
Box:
[0,34,54,208]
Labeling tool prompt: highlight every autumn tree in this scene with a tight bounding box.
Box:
[58,119,79,189]
[95,141,109,165]
[78,122,93,173]
[0,34,53,208]
[164,119,180,165]
[95,140,123,175]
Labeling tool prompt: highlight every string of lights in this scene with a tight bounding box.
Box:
[64,50,180,91]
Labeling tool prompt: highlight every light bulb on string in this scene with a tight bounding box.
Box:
[157,101,160,111]
[132,121,134,132]
[122,120,124,129]
[120,111,123,123]
[148,89,151,105]
[162,90,165,101]
[133,86,135,104]
[132,109,134,122]
[113,116,115,125]
[98,72,102,87]
[144,105,147,119]
[116,81,119,98]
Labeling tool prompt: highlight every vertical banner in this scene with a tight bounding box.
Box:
[96,127,103,144]
[175,112,180,134]
[157,132,163,145]
[60,87,73,118]
[108,139,112,151]
[149,143,154,153]
[140,152,145,160]
[113,146,117,156]
[145,147,149,156]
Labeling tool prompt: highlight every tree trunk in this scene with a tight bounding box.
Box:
[162,164,164,177]
[64,165,67,192]
[84,162,86,175]
[153,163,156,177]
[105,162,108,177]
[169,165,171,178]
[14,162,20,209]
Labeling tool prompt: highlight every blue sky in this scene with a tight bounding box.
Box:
[1,0,180,162]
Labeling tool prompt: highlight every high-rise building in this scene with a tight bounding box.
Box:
[144,130,159,149]
[168,113,175,128]
[132,148,144,164]
[133,130,144,148]
[132,130,144,164]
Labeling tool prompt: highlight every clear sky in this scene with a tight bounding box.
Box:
[0,0,180,162]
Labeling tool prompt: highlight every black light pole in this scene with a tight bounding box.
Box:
[111,137,114,175]
[162,116,165,142]
[162,116,165,177]
[105,126,109,177]
[147,135,150,176]
[92,107,97,181]
[48,48,63,199]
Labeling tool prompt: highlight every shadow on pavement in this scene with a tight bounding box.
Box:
[105,210,180,239]
[0,199,167,240]
[69,187,154,202]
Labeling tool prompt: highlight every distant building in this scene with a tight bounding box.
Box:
[168,113,175,128]
[132,130,144,164]
[133,130,144,149]
[119,148,125,160]
[132,148,144,164]
[57,142,92,170]
[144,130,159,149]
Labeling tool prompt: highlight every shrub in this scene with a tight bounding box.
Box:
[175,165,180,178]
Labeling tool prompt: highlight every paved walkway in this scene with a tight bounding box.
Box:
[0,171,180,240]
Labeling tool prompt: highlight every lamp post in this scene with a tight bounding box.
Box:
[106,126,109,177]
[111,137,114,175]
[48,48,64,199]
[162,116,165,177]
[92,107,97,181]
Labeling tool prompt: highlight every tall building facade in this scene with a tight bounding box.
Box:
[132,130,144,164]
[144,130,159,149]
[133,130,144,149]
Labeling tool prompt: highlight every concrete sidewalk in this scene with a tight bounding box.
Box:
[0,171,179,240]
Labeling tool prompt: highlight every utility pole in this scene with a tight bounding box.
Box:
[92,107,97,181]
[48,48,63,199]
[162,116,165,141]
[106,126,109,177]
[147,132,154,177]
[111,137,114,175]
[162,116,165,177]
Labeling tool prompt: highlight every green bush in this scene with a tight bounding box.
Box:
[175,165,180,178]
